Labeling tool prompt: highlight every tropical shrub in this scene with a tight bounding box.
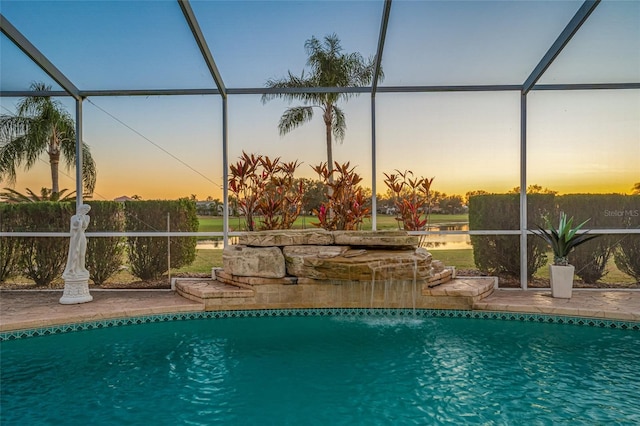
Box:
[312,161,370,231]
[85,201,125,285]
[124,199,198,280]
[229,152,304,231]
[257,158,304,230]
[383,170,434,231]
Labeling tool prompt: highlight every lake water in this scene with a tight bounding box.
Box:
[421,224,471,250]
[196,224,471,250]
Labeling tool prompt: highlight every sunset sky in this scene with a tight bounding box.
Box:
[1,0,638,201]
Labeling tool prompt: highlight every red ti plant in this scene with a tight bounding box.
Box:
[255,155,281,230]
[229,152,261,231]
[383,170,435,232]
[229,152,304,231]
[279,161,305,229]
[311,161,371,231]
[257,158,304,230]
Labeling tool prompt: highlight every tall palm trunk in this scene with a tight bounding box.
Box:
[48,133,60,195]
[323,102,334,184]
[49,151,60,195]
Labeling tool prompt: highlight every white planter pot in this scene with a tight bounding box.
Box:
[550,264,575,298]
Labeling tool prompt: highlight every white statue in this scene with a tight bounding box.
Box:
[62,204,91,279]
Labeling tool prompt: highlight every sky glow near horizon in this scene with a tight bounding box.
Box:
[0,0,638,202]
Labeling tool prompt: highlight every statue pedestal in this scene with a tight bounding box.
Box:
[60,275,93,304]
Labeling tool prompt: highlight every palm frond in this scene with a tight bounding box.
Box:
[0,187,32,202]
[0,132,36,184]
[262,71,320,105]
[82,142,97,194]
[278,106,314,136]
[332,105,346,143]
[0,186,81,202]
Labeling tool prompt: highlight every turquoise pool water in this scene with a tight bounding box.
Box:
[1,315,639,425]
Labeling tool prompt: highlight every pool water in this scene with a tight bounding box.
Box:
[1,315,639,425]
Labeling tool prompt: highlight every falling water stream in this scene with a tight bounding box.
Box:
[367,258,421,315]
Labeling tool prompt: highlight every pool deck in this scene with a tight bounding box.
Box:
[1,288,639,333]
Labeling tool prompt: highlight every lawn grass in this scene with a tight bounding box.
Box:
[197,214,468,233]
[428,248,475,269]
[174,249,223,274]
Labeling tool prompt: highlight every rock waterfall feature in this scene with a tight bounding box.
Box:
[176,230,495,310]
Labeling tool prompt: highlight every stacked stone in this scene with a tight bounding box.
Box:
[220,230,453,287]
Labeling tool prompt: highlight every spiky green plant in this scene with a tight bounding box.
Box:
[533,212,599,266]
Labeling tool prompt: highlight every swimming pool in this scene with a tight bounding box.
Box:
[2,312,639,425]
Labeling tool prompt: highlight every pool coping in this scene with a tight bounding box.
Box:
[1,307,638,341]
[1,288,639,341]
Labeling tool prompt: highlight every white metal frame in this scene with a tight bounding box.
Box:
[2,0,639,289]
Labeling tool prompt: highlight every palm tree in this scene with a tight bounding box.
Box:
[262,34,381,178]
[632,182,640,195]
[0,82,96,197]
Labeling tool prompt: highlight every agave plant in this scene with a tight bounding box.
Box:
[533,212,599,266]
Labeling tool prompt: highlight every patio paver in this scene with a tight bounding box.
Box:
[0,290,202,332]
[475,289,640,322]
[1,288,639,333]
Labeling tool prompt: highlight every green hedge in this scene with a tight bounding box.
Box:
[469,193,639,283]
[2,199,199,285]
[614,195,640,281]
[124,199,198,280]
[0,204,22,282]
[11,202,73,286]
[85,201,125,285]
[556,194,626,283]
[469,194,553,278]
[0,202,125,286]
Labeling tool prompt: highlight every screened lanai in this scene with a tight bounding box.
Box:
[1,0,639,289]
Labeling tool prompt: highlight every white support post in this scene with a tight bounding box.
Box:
[60,97,92,304]
[222,96,229,247]
[371,96,377,230]
[167,212,171,284]
[520,93,528,290]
